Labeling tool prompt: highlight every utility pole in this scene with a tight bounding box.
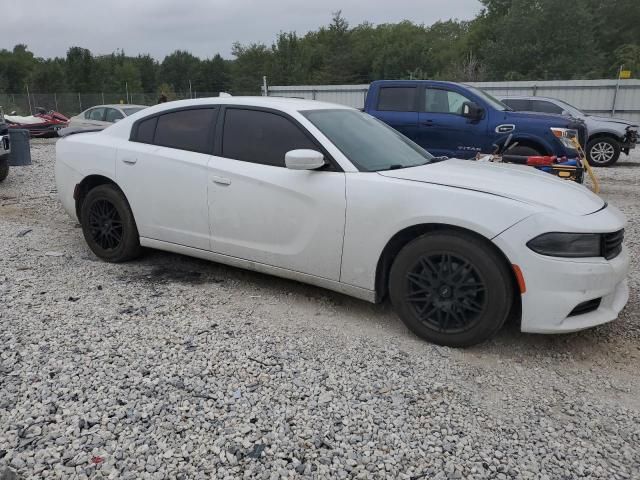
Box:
[25,84,32,114]
[125,82,129,104]
[612,65,623,116]
[263,76,268,96]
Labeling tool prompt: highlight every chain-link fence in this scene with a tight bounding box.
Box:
[0,91,258,117]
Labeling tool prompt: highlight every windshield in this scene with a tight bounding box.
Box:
[466,86,511,111]
[302,109,433,172]
[123,107,146,116]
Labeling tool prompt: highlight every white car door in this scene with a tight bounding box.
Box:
[208,107,346,281]
[115,107,218,250]
[83,107,110,128]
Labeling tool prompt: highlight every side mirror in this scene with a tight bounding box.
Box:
[462,101,483,120]
[285,149,326,170]
[561,110,570,116]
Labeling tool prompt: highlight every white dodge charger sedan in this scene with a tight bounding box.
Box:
[55,97,629,347]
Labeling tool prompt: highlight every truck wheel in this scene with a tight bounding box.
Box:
[587,137,620,167]
[389,231,513,347]
[505,146,541,157]
[0,157,8,182]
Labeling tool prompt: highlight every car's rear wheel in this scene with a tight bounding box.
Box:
[80,184,141,262]
[389,231,513,347]
[587,137,620,167]
[0,156,8,182]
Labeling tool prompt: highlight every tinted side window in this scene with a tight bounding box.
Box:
[153,108,216,154]
[222,109,317,167]
[424,89,471,114]
[377,87,417,112]
[531,100,564,115]
[502,99,531,111]
[134,116,158,144]
[85,108,105,121]
[105,108,124,123]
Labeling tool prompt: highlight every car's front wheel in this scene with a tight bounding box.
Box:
[80,184,141,262]
[389,231,513,347]
[587,137,620,167]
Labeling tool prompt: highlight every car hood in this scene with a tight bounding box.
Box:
[377,159,605,216]
[586,115,638,128]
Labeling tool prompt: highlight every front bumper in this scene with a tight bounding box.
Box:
[494,206,630,333]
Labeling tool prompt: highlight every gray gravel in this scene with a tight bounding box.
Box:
[1,140,639,479]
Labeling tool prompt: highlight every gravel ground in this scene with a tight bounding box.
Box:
[1,140,639,480]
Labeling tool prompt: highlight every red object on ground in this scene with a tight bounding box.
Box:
[6,110,69,138]
[91,456,104,464]
[525,156,557,166]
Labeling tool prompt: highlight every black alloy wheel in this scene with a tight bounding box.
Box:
[405,253,486,334]
[88,199,124,250]
[389,231,513,347]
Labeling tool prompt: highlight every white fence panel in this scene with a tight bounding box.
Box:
[267,80,640,123]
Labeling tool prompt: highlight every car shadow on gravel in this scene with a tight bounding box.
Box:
[112,249,638,367]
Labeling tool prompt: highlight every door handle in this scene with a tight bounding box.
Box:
[420,120,435,126]
[121,157,137,165]
[211,175,231,186]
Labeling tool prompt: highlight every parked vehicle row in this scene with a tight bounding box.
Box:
[55,97,630,347]
[499,95,639,167]
[363,80,588,161]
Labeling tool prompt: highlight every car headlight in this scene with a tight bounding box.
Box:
[527,232,601,258]
[550,127,579,149]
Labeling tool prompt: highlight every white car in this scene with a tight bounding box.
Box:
[55,97,630,347]
[68,104,147,130]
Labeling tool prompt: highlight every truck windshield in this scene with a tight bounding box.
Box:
[301,109,433,172]
[466,86,511,111]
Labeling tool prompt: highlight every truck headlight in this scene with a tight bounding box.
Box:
[527,232,601,258]
[550,127,579,149]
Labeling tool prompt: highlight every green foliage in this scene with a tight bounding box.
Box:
[0,1,638,96]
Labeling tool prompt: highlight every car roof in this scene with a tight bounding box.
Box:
[498,95,558,101]
[87,104,147,109]
[130,96,353,116]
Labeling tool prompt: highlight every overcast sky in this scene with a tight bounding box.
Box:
[2,0,483,60]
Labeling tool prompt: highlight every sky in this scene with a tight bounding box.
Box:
[2,0,483,60]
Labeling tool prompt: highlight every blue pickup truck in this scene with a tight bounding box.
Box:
[364,80,586,159]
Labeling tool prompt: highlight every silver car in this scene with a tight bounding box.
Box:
[69,104,147,130]
[500,96,639,167]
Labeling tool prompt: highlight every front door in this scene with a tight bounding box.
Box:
[208,107,346,280]
[416,87,488,158]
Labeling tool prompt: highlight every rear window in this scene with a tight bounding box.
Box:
[502,99,531,111]
[135,116,157,144]
[132,108,217,154]
[377,87,417,112]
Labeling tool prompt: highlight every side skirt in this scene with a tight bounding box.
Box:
[140,237,377,303]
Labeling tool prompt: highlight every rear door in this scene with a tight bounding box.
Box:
[83,107,109,128]
[207,107,346,280]
[116,107,217,250]
[416,87,488,158]
[367,86,420,141]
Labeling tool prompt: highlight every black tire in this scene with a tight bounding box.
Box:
[80,184,141,262]
[505,145,541,157]
[389,231,513,347]
[0,156,8,182]
[586,137,620,167]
